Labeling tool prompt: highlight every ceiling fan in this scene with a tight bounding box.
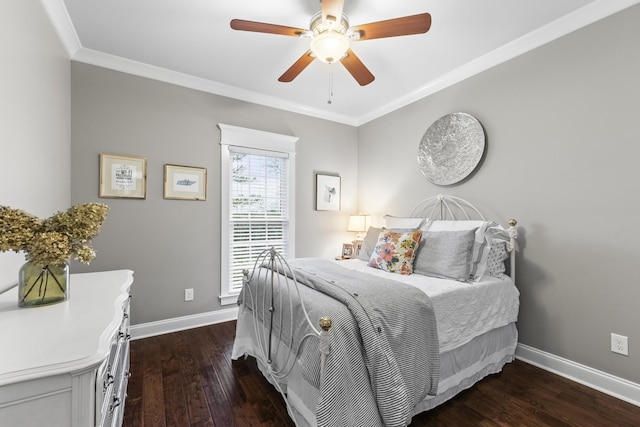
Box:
[230,0,432,86]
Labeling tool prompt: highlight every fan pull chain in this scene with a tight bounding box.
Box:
[327,71,334,104]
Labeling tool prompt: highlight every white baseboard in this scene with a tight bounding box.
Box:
[130,306,238,340]
[516,343,640,407]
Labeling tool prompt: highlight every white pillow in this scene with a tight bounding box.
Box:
[358,226,383,261]
[425,220,495,281]
[383,215,426,230]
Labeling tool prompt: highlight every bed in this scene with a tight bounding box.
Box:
[231,195,519,427]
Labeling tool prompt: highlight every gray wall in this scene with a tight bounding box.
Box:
[358,5,640,383]
[0,0,71,289]
[70,63,358,324]
[5,0,637,392]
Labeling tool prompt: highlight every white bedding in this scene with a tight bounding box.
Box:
[333,258,520,352]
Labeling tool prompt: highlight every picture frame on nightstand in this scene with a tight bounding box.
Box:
[341,243,354,259]
[353,240,363,257]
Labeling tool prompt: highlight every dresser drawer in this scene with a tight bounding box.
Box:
[106,348,130,427]
[96,298,131,427]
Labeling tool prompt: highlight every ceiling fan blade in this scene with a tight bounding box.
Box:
[278,50,315,82]
[351,13,432,40]
[322,0,344,22]
[340,49,375,86]
[230,19,307,37]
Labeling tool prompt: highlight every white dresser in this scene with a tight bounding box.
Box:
[0,269,133,427]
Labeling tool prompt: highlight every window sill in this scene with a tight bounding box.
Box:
[219,293,239,306]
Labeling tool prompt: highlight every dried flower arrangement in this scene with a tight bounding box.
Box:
[0,203,109,266]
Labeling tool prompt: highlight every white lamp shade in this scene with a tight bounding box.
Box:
[347,214,371,233]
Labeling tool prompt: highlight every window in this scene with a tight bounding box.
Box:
[218,124,297,305]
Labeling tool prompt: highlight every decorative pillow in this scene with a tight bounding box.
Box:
[368,229,422,275]
[425,220,495,281]
[358,226,383,261]
[413,230,476,281]
[486,239,509,278]
[383,215,425,230]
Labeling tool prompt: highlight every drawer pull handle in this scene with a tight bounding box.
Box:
[104,374,114,391]
[109,397,121,416]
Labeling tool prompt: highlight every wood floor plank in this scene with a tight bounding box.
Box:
[179,331,216,426]
[123,336,143,427]
[141,337,168,427]
[200,363,237,427]
[124,321,640,426]
[159,334,191,427]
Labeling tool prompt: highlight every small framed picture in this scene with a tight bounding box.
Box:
[99,153,147,199]
[342,243,354,259]
[353,240,363,257]
[316,174,341,211]
[164,164,207,200]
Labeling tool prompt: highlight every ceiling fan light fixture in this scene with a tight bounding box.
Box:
[310,31,349,63]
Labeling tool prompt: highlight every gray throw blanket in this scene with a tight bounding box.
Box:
[280,258,440,427]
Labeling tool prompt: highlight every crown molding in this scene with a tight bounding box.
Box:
[72,48,359,126]
[41,0,640,127]
[39,0,81,57]
[355,0,640,125]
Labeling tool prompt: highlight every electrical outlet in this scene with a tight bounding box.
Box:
[184,288,194,301]
[611,333,628,356]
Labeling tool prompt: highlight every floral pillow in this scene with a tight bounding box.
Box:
[368,229,422,275]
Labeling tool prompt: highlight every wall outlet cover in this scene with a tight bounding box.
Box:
[611,333,628,356]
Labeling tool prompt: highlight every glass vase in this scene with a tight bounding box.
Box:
[18,261,70,307]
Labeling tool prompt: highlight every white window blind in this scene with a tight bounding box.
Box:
[218,123,297,306]
[227,148,289,293]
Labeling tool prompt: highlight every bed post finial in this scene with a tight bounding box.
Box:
[507,219,518,245]
[507,219,518,285]
[319,317,332,385]
[319,317,332,332]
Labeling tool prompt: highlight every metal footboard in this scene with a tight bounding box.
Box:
[240,247,332,422]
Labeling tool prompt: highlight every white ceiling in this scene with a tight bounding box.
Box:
[45,0,638,125]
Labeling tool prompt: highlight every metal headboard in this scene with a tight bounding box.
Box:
[410,194,518,281]
[410,194,486,220]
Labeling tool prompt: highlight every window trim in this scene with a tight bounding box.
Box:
[218,124,297,306]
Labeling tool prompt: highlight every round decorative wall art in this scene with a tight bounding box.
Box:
[417,112,485,185]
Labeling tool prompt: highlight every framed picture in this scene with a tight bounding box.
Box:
[99,153,147,199]
[316,174,341,211]
[342,243,354,259]
[353,240,363,257]
[164,164,207,200]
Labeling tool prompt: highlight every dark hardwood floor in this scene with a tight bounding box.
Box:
[123,321,640,426]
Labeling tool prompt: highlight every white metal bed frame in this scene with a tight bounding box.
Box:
[239,194,518,425]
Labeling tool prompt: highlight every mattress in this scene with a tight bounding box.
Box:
[334,258,520,352]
